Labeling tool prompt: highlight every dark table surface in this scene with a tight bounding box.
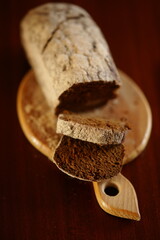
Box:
[1,0,160,239]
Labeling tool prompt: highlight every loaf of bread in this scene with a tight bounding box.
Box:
[57,113,129,145]
[54,136,124,181]
[21,3,121,114]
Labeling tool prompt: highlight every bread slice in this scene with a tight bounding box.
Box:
[54,136,124,181]
[54,113,128,181]
[57,113,129,145]
[21,3,121,114]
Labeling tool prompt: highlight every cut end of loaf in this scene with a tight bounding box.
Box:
[56,81,119,115]
[54,136,124,181]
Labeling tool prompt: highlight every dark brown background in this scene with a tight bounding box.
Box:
[0,0,160,239]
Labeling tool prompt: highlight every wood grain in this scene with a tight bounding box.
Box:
[0,0,160,239]
[93,173,140,220]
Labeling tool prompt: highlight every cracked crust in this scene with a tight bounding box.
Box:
[41,13,85,53]
[56,113,129,145]
[21,3,121,114]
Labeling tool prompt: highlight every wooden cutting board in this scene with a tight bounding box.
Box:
[17,70,152,220]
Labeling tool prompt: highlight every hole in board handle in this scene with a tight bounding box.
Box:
[104,184,119,196]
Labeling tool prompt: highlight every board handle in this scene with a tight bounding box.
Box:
[93,173,140,221]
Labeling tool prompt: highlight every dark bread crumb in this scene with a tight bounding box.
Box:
[54,136,124,181]
[56,81,119,114]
